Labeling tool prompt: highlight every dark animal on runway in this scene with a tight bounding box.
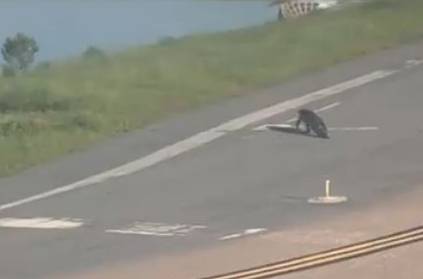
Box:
[295,109,329,139]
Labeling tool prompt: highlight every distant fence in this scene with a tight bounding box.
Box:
[278,0,320,19]
[272,0,339,20]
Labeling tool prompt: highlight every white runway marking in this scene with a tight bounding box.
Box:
[106,222,206,237]
[405,59,423,69]
[0,217,84,229]
[253,124,293,131]
[244,228,268,235]
[220,233,243,241]
[220,228,268,241]
[0,70,396,212]
[328,126,379,131]
[254,124,379,133]
[315,102,341,113]
[254,102,341,131]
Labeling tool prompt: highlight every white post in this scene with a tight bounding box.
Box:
[308,179,347,204]
[325,179,331,197]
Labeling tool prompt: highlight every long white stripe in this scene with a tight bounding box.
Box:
[328,126,379,131]
[215,71,393,132]
[105,229,174,237]
[0,70,396,212]
[0,217,83,229]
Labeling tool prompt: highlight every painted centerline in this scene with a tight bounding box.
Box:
[106,222,207,237]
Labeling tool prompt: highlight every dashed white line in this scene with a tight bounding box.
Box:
[244,228,268,235]
[405,59,423,69]
[328,126,379,131]
[220,228,268,241]
[0,217,84,229]
[105,229,174,237]
[106,222,207,237]
[220,234,243,241]
[0,70,396,212]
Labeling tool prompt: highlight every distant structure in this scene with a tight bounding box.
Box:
[271,0,338,20]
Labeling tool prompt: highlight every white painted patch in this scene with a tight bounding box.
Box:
[244,228,268,235]
[253,125,271,132]
[220,233,243,241]
[220,228,268,241]
[0,70,396,212]
[106,222,206,237]
[0,217,84,229]
[253,124,293,131]
[328,126,379,131]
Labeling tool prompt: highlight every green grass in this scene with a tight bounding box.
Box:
[1,0,423,177]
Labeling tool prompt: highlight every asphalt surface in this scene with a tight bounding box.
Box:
[0,42,423,279]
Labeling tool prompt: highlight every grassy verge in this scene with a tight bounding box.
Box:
[1,0,423,177]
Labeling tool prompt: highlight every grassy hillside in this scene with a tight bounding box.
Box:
[1,0,422,177]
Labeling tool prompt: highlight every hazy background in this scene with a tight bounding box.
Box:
[0,0,274,62]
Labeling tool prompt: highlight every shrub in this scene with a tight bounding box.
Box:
[2,65,16,77]
[0,84,77,112]
[35,62,51,72]
[59,111,104,131]
[0,115,50,137]
[158,36,177,46]
[82,46,108,62]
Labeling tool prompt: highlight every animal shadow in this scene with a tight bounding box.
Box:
[267,125,328,139]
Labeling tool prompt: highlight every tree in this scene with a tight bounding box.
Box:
[1,33,39,74]
[82,46,107,61]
